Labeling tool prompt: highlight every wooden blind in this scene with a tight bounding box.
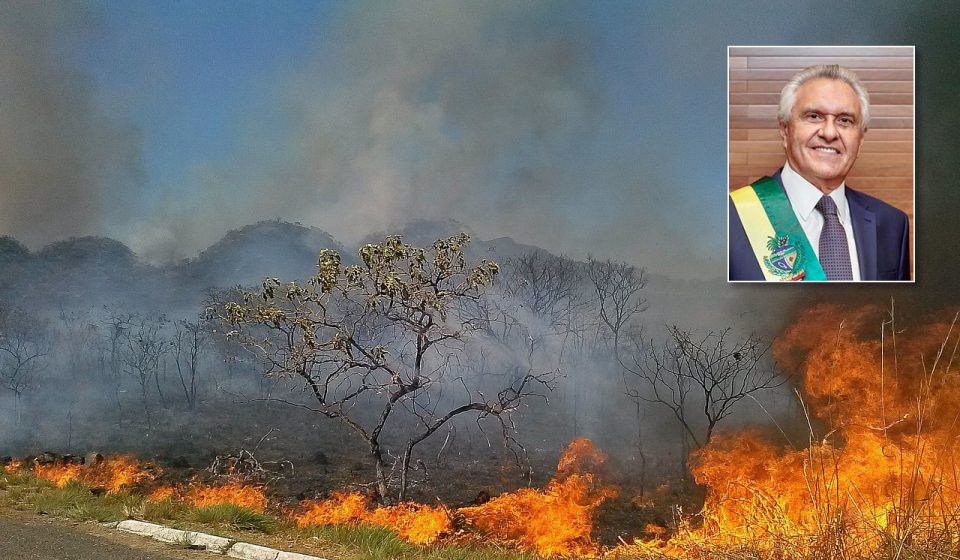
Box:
[728,46,914,252]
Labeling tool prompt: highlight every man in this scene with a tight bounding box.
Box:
[729,64,910,281]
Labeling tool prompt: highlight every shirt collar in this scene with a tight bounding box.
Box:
[781,162,850,225]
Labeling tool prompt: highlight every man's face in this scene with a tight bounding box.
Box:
[780,77,865,192]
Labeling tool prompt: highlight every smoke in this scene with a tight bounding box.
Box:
[0,1,143,249]
[129,0,605,264]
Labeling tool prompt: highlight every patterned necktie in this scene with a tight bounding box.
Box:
[815,195,854,280]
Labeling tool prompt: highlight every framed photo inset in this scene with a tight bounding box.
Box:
[727,45,915,282]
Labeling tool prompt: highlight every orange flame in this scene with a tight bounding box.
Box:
[296,492,452,545]
[147,485,178,502]
[367,502,453,545]
[297,491,370,526]
[184,480,268,512]
[92,455,155,493]
[33,462,82,488]
[459,437,617,556]
[296,438,615,554]
[617,305,960,558]
[31,454,156,493]
[3,460,24,474]
[461,472,617,557]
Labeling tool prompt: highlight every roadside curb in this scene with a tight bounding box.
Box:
[111,519,326,560]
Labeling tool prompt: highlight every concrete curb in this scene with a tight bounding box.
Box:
[117,520,233,554]
[112,519,327,560]
[226,542,279,560]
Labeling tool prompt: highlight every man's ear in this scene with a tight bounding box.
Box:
[778,120,788,148]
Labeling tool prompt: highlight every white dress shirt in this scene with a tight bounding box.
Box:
[780,162,861,281]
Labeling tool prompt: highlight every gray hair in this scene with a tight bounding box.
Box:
[778,64,871,131]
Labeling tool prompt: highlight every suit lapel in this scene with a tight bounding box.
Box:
[847,190,877,280]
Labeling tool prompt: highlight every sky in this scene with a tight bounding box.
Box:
[0,0,949,280]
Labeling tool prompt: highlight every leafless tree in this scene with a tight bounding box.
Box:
[173,316,208,411]
[0,306,50,418]
[118,312,169,426]
[101,307,134,379]
[502,252,585,328]
[218,234,556,503]
[585,256,647,356]
[624,326,782,448]
[57,307,99,378]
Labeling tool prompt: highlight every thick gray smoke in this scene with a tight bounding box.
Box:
[0,2,142,249]
[129,0,606,265]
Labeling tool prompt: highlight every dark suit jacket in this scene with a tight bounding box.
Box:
[729,171,910,281]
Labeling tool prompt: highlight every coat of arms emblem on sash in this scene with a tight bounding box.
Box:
[762,235,806,281]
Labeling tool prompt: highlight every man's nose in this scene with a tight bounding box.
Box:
[818,117,839,141]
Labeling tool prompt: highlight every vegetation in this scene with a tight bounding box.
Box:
[0,469,538,560]
[217,234,557,502]
[0,305,50,418]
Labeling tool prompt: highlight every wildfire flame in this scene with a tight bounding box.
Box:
[3,460,24,474]
[295,438,616,555]
[619,305,960,558]
[461,438,618,556]
[184,480,268,512]
[32,454,155,493]
[147,485,178,502]
[33,462,82,488]
[17,305,956,558]
[93,455,154,493]
[296,492,452,545]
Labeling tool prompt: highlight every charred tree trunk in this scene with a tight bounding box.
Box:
[371,442,389,504]
[398,444,414,502]
[139,379,152,428]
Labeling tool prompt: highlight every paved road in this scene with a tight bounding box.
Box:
[0,511,207,560]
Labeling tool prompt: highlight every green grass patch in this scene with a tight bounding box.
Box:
[189,503,278,533]
[30,481,126,522]
[294,524,537,560]
[35,481,137,522]
[139,497,191,522]
[298,524,414,559]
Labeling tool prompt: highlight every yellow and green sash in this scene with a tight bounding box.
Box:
[730,176,826,281]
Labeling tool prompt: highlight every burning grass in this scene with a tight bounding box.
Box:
[28,454,156,493]
[297,492,452,545]
[183,479,269,512]
[294,438,617,555]
[616,305,960,559]
[458,439,618,557]
[10,305,960,559]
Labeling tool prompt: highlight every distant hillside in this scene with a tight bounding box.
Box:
[360,219,545,265]
[0,220,768,332]
[173,220,344,290]
[0,236,153,310]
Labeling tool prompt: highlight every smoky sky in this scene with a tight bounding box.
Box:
[1,1,954,284]
[125,1,616,266]
[0,1,142,249]
[114,0,944,279]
